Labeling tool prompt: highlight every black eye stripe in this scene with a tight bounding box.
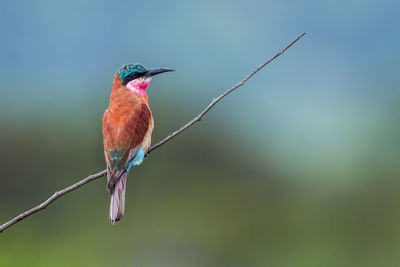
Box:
[121,73,145,86]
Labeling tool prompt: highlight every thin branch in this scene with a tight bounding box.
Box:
[0,32,306,233]
[147,32,306,154]
[0,170,107,233]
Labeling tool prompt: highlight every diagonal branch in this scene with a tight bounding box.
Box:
[0,32,306,233]
[147,32,306,154]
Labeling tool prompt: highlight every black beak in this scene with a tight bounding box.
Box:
[145,67,174,77]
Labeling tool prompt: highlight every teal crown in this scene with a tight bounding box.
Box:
[118,64,147,79]
[117,63,174,86]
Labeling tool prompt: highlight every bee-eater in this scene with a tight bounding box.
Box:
[102,64,173,223]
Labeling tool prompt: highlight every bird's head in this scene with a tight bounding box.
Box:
[116,64,174,94]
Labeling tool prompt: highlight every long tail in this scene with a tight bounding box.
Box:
[109,173,127,223]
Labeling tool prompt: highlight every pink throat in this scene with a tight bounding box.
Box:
[126,77,152,96]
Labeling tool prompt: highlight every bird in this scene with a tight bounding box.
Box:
[102,64,174,223]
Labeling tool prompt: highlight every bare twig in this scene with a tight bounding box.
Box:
[147,32,306,154]
[0,170,107,233]
[0,32,306,233]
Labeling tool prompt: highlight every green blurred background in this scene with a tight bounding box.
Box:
[1,0,400,266]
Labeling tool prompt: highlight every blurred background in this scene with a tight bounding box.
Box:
[0,0,399,266]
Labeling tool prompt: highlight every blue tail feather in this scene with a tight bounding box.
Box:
[127,147,145,172]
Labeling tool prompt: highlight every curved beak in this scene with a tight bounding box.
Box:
[145,67,174,77]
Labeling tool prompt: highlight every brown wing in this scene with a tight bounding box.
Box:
[103,102,151,192]
[130,103,151,149]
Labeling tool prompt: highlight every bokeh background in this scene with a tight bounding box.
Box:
[1,0,399,266]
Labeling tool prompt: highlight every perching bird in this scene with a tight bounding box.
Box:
[102,64,173,223]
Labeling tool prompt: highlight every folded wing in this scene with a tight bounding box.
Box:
[103,102,151,193]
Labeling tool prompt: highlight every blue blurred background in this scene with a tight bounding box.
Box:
[1,0,400,266]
